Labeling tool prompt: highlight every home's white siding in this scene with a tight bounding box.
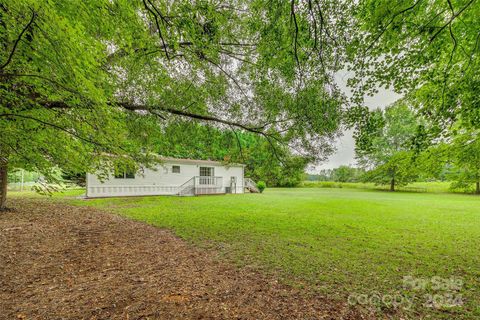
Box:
[86,160,244,198]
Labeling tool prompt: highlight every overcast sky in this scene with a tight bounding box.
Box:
[314,72,402,171]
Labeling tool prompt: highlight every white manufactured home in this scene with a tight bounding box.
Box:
[86,157,258,198]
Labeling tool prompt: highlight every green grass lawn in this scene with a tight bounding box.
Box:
[13,187,480,318]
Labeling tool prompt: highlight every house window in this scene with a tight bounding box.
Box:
[172,165,180,173]
[199,167,214,185]
[199,167,214,177]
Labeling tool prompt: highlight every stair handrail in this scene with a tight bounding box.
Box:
[178,177,195,195]
[244,177,255,187]
[244,178,259,192]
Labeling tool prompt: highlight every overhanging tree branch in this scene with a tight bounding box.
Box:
[143,0,170,60]
[290,0,300,67]
[116,101,265,135]
[0,73,81,95]
[3,95,278,141]
[0,9,37,70]
[429,0,476,43]
[0,113,104,146]
[365,0,422,52]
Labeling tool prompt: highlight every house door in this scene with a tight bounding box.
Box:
[230,176,237,193]
[199,167,214,185]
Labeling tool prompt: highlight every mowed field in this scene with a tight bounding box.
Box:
[15,187,480,318]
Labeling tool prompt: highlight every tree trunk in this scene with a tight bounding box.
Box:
[0,158,7,211]
[390,178,395,192]
[476,181,480,195]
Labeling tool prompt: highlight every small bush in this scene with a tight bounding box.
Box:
[257,181,266,193]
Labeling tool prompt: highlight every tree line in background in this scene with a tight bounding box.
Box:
[308,101,480,193]
[306,166,365,183]
[359,102,480,194]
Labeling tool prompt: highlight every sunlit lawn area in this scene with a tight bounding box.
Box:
[14,187,480,318]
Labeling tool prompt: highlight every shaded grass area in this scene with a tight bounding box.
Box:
[11,187,480,318]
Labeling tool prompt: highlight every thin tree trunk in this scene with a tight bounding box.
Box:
[476,181,480,195]
[0,158,7,210]
[390,178,395,192]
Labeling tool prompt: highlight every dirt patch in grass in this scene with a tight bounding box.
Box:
[0,198,372,319]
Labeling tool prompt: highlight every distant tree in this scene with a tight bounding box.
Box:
[414,127,480,194]
[447,130,480,194]
[305,174,320,181]
[319,169,334,181]
[332,166,351,182]
[354,102,420,191]
[331,165,364,182]
[361,151,419,191]
[309,169,334,181]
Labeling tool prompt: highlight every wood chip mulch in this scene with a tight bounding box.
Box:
[0,198,373,319]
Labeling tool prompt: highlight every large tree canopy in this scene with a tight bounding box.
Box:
[0,0,354,207]
[349,0,480,135]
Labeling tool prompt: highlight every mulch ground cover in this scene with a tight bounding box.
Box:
[0,198,373,319]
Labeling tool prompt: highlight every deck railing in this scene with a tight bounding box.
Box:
[195,176,222,186]
[87,184,180,197]
[193,176,223,195]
